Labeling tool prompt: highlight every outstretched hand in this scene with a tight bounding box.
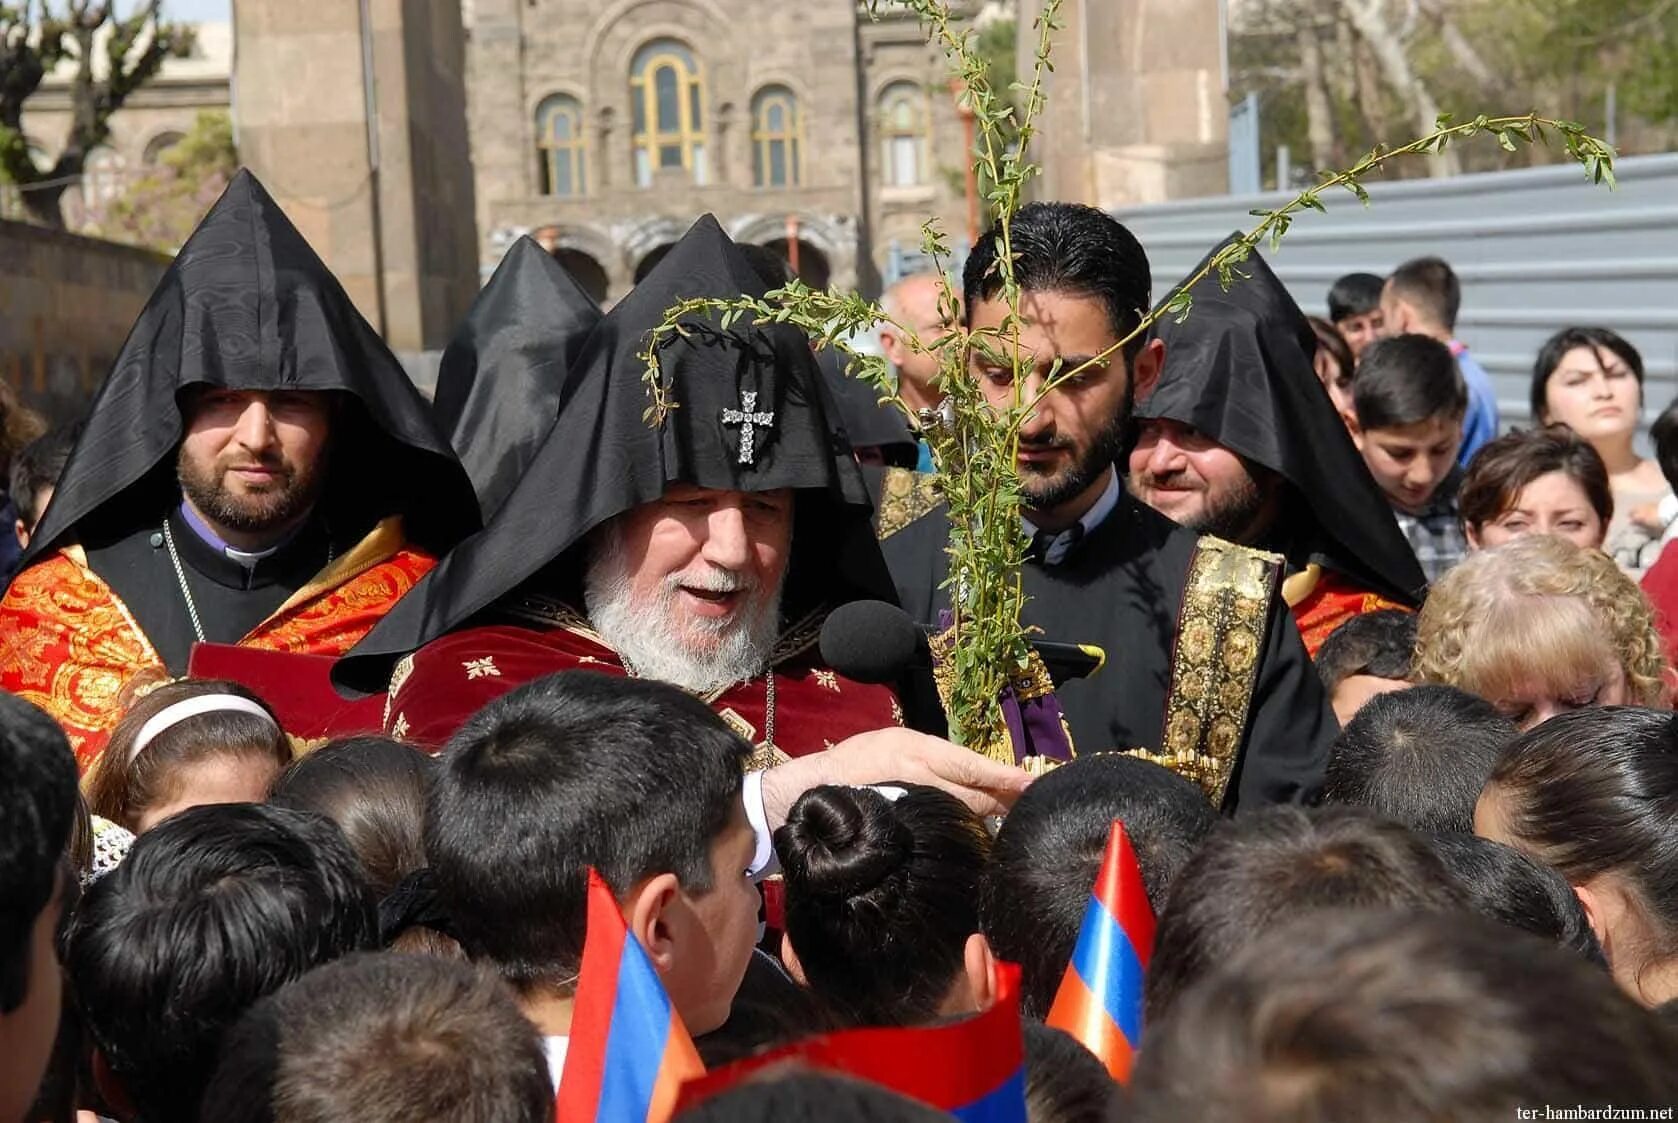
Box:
[759,727,1032,829]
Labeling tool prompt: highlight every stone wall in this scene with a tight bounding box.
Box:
[0,221,168,424]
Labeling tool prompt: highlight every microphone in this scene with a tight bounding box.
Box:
[819,600,1104,687]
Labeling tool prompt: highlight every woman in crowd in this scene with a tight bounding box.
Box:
[1413,534,1667,729]
[1532,327,1670,574]
[1459,426,1612,551]
[85,678,292,834]
[775,783,994,1027]
[1476,706,1678,1006]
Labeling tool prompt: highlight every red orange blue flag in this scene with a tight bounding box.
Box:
[1045,819,1155,1083]
[674,962,1029,1121]
[554,869,705,1123]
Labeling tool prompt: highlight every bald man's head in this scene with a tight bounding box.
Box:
[879,272,955,413]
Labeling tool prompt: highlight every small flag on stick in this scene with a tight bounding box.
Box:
[555,869,705,1123]
[1045,819,1155,1082]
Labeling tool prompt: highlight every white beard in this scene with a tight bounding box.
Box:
[582,524,785,694]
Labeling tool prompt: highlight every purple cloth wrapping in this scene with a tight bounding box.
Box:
[1000,682,1075,763]
[939,611,1075,764]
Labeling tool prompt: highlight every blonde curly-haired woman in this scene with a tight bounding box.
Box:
[1414,535,1668,729]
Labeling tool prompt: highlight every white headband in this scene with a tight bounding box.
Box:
[129,695,279,762]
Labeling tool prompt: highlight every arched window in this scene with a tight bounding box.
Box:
[142,131,185,166]
[878,81,926,188]
[630,39,706,188]
[535,94,586,197]
[751,85,801,188]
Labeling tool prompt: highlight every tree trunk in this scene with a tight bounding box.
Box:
[20,178,67,227]
[1337,0,1460,175]
[1298,9,1340,169]
[1417,0,1499,91]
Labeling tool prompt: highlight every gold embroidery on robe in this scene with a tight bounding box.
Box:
[1126,536,1281,807]
[874,467,942,540]
[926,625,1069,766]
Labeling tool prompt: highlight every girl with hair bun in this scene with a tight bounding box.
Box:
[774,783,994,1027]
[86,678,291,833]
[1476,706,1678,1006]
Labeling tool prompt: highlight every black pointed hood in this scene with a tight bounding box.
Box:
[431,237,601,519]
[26,169,480,563]
[1137,235,1426,606]
[337,213,896,688]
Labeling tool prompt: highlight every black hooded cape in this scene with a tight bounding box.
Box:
[337,214,898,690]
[1136,236,1426,606]
[431,237,601,519]
[20,169,479,673]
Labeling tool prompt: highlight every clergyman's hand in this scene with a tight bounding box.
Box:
[759,728,1032,830]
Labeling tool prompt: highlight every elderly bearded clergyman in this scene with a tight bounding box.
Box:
[337,215,1027,867]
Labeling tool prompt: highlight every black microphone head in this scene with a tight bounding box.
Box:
[819,600,923,685]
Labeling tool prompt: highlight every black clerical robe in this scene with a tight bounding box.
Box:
[882,487,1336,810]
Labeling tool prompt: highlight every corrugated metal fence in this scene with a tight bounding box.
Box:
[1117,153,1678,429]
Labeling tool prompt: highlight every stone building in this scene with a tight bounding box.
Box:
[465,0,982,300]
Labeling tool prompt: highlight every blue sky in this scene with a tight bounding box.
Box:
[153,0,230,21]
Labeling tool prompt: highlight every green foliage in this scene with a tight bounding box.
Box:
[96,110,236,250]
[0,0,190,226]
[642,2,1619,750]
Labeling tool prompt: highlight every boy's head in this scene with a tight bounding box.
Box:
[199,953,554,1123]
[1144,805,1466,1024]
[1380,256,1460,339]
[1314,609,1416,727]
[980,753,1217,1018]
[1324,685,1518,834]
[1350,333,1466,513]
[1326,272,1386,358]
[1131,911,1678,1121]
[9,421,81,551]
[66,802,378,1123]
[426,670,756,1034]
[0,693,78,1123]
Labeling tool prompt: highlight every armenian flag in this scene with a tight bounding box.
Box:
[675,962,1029,1121]
[1045,819,1155,1083]
[554,869,705,1123]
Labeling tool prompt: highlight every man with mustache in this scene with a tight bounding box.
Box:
[339,216,1026,846]
[1129,238,1426,656]
[882,204,1337,810]
[0,172,478,766]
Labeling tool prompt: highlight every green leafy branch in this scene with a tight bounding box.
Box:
[640,0,1618,751]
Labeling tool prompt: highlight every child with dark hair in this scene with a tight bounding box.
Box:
[269,736,433,897]
[0,692,78,1123]
[981,753,1217,1018]
[1325,271,1385,359]
[8,420,81,555]
[1426,832,1605,965]
[199,953,554,1123]
[1145,805,1466,1024]
[696,950,843,1068]
[425,670,759,1090]
[1313,608,1417,726]
[1350,333,1470,580]
[1476,706,1678,1006]
[1131,910,1678,1121]
[1324,685,1517,834]
[1023,1023,1126,1123]
[776,784,993,1027]
[1459,426,1613,552]
[85,678,291,833]
[66,802,378,1122]
[674,1072,952,1122]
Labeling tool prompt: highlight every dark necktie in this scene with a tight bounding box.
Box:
[1027,522,1085,566]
